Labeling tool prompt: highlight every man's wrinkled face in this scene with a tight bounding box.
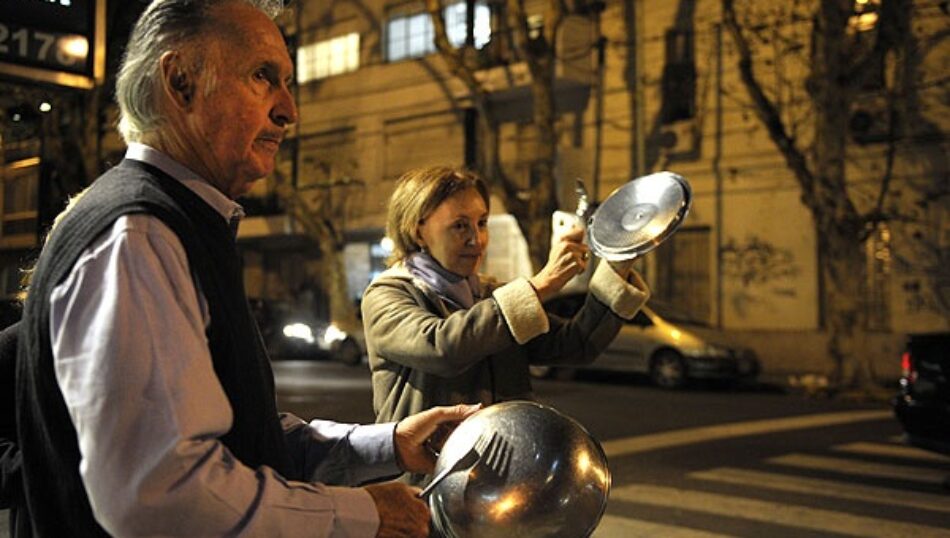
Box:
[184,3,296,199]
[417,188,490,277]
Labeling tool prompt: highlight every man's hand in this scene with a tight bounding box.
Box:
[529,227,590,302]
[394,404,481,475]
[364,482,429,537]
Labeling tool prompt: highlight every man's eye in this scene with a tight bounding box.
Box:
[254,69,271,83]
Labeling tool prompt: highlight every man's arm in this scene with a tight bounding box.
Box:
[50,215,379,536]
[281,414,403,485]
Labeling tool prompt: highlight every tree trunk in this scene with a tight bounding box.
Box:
[316,239,360,335]
[273,181,360,334]
[810,1,874,390]
[821,227,875,388]
[725,0,884,391]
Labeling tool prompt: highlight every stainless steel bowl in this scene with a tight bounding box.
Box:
[428,401,610,538]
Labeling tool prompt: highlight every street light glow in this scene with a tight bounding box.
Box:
[59,35,89,60]
[39,102,52,113]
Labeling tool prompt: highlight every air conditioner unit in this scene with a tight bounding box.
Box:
[658,119,699,159]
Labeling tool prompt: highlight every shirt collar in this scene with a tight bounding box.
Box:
[125,143,245,223]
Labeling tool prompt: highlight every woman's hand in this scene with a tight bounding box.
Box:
[529,227,591,302]
[607,258,635,278]
[394,404,481,474]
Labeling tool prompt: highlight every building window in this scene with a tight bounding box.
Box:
[654,227,711,323]
[849,0,881,32]
[660,28,696,124]
[297,32,360,83]
[1,157,39,245]
[386,1,491,62]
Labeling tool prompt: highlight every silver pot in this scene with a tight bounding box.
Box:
[428,401,610,538]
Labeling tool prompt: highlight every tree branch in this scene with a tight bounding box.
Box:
[722,0,817,207]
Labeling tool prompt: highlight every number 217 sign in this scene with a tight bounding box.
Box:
[0,0,106,89]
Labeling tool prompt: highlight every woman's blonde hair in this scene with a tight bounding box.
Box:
[17,188,90,302]
[386,166,489,265]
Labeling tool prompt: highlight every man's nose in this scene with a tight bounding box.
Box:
[271,84,297,127]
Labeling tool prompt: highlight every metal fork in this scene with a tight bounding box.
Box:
[480,433,513,479]
[418,431,495,499]
[469,433,513,497]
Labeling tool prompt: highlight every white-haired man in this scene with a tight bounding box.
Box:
[15,1,477,536]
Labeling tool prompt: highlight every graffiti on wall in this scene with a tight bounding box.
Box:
[721,235,800,317]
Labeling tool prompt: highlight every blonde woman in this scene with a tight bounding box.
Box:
[362,166,650,466]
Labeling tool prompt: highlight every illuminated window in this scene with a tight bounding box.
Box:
[849,0,881,32]
[297,33,360,83]
[0,157,40,246]
[386,2,491,62]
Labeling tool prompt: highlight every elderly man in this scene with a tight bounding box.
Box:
[15,1,476,536]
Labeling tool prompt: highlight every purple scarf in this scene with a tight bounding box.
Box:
[405,252,481,309]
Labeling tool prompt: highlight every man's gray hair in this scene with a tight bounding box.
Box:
[116,0,285,143]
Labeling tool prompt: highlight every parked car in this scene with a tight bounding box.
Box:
[892,332,950,456]
[249,298,365,365]
[529,293,760,388]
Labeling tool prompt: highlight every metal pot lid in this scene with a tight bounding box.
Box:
[586,171,692,262]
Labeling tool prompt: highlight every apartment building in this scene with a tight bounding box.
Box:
[231,0,949,375]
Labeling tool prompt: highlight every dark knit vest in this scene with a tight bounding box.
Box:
[16,160,294,536]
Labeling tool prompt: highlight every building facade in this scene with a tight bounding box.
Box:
[237,0,949,377]
[1,0,946,377]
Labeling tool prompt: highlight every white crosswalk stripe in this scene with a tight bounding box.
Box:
[593,438,950,537]
[609,483,950,537]
[768,453,948,485]
[690,466,950,513]
[833,441,950,463]
[592,515,733,538]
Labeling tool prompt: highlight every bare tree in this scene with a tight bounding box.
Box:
[722,0,943,390]
[270,168,362,334]
[425,0,571,269]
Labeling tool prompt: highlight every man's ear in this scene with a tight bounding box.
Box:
[159,51,194,109]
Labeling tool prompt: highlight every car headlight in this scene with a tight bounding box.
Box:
[323,323,348,345]
[283,322,315,344]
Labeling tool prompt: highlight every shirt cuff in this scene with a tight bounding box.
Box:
[589,262,650,320]
[491,277,550,344]
[348,423,402,482]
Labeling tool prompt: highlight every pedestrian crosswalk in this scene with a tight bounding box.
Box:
[593,440,950,537]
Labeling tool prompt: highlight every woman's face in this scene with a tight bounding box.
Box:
[417,187,489,277]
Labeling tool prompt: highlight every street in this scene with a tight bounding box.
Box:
[276,361,950,537]
[3,361,947,536]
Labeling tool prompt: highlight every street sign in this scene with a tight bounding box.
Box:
[0,0,106,89]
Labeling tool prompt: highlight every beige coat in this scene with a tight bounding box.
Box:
[361,261,649,426]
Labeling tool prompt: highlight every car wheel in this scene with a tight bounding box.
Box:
[335,338,363,366]
[650,350,687,389]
